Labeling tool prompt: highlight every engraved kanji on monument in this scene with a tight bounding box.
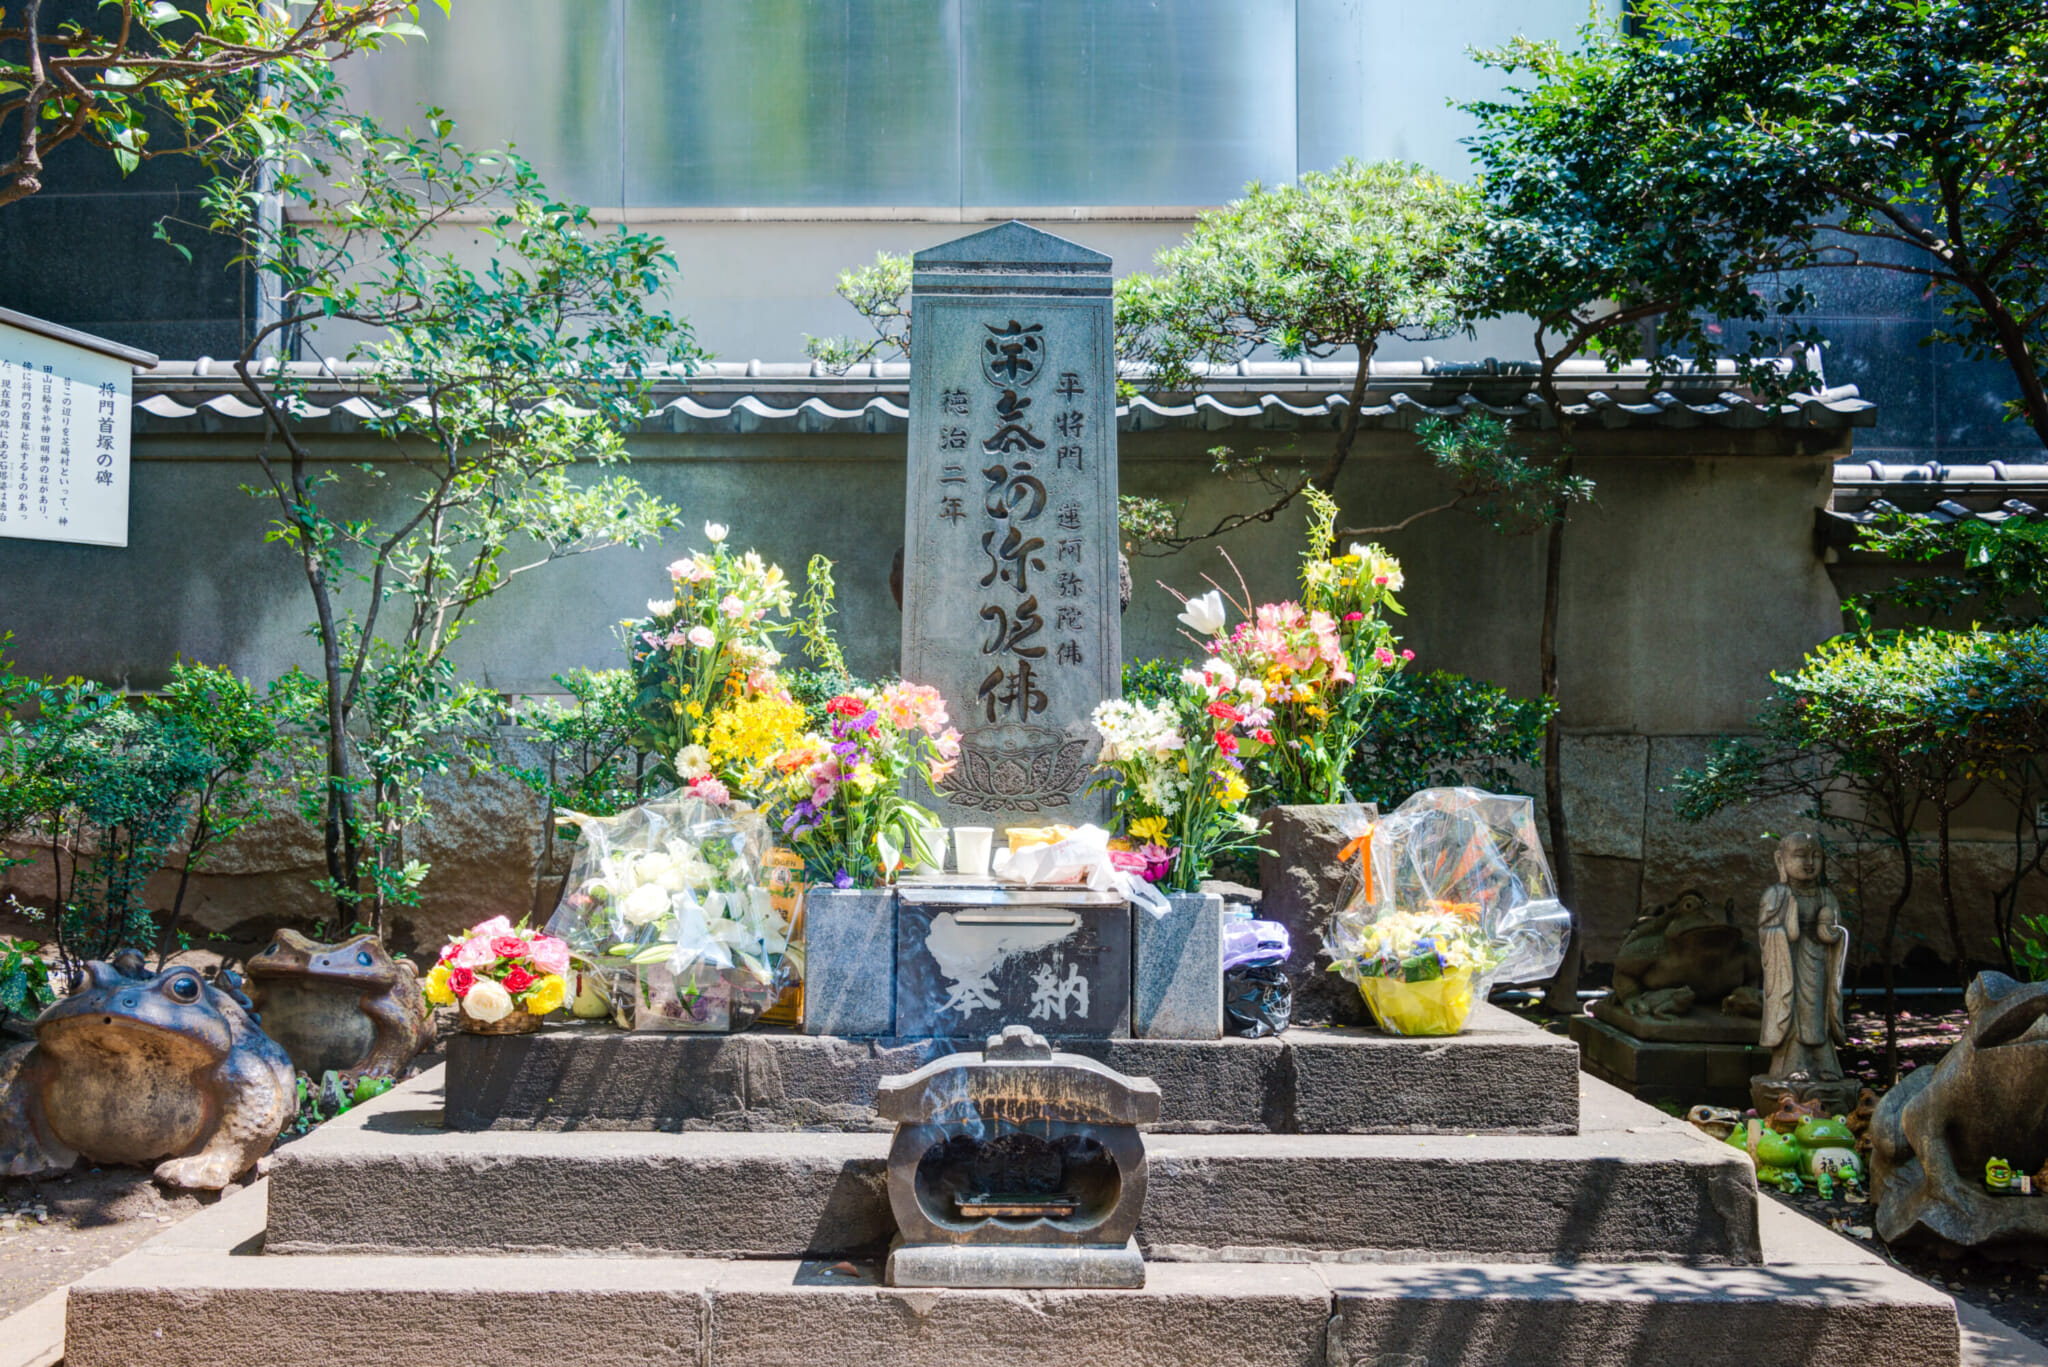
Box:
[902,222,1119,829]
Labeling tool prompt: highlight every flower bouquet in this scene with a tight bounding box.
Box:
[1323,787,1572,1036]
[1327,904,1500,1036]
[772,682,959,888]
[423,917,573,1034]
[544,793,797,1032]
[627,522,796,797]
[1089,654,1270,893]
[1174,490,1411,806]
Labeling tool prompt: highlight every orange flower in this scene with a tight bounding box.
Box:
[1432,899,1483,922]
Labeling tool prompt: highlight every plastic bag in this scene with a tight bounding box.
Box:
[1223,918,1291,972]
[1324,787,1571,1013]
[990,822,1173,916]
[546,793,799,1032]
[1224,964,1293,1038]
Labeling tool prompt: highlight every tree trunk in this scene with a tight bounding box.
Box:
[1538,482,1579,1013]
[1881,824,1915,1085]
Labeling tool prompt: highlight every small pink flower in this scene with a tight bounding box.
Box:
[526,936,571,976]
[1342,612,1364,623]
[688,775,732,806]
[1400,649,1414,661]
[451,936,497,970]
[720,594,744,617]
[1373,647,1397,667]
[1373,575,1389,586]
[687,624,716,650]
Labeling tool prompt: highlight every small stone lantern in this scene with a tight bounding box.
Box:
[876,1024,1161,1288]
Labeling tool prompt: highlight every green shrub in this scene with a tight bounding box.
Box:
[1347,671,1553,809]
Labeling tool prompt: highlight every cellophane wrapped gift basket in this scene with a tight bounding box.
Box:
[545,793,799,1033]
[1324,787,1571,1036]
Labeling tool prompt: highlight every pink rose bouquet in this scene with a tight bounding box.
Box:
[423,916,572,1022]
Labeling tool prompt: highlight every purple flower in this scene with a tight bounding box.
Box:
[833,869,854,890]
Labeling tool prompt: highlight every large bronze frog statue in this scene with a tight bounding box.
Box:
[244,930,433,1078]
[1871,971,2048,1254]
[0,950,295,1189]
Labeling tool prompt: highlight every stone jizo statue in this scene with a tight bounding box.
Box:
[1753,833,1855,1114]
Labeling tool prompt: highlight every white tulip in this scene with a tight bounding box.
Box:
[703,521,730,544]
[463,977,514,1023]
[1177,589,1228,637]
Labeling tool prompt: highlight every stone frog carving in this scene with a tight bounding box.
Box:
[1592,889,1763,1041]
[0,950,295,1189]
[244,930,433,1078]
[1871,971,2048,1254]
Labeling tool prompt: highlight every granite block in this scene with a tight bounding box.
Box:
[803,887,897,1037]
[1132,892,1224,1040]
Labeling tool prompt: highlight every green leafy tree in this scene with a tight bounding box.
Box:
[1529,0,2048,445]
[803,252,911,371]
[1115,159,1490,549]
[145,661,291,964]
[1,0,436,208]
[499,667,650,916]
[187,95,702,932]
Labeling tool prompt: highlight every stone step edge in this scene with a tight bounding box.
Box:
[64,1186,1961,1367]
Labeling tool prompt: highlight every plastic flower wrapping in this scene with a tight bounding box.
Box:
[544,792,799,1031]
[1325,787,1572,1009]
[423,917,573,1022]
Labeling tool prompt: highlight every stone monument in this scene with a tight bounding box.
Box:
[1751,833,1858,1116]
[876,1024,1159,1289]
[900,222,1119,830]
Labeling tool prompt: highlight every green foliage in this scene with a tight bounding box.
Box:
[0,938,52,1023]
[1117,495,1183,553]
[501,669,648,823]
[186,88,699,932]
[0,0,433,208]
[1466,0,2048,442]
[144,662,288,963]
[2016,914,2048,983]
[1,644,289,981]
[783,666,880,732]
[803,252,912,371]
[794,555,849,675]
[1120,658,1185,708]
[1347,672,1555,810]
[1412,414,1593,534]
[1848,513,2048,632]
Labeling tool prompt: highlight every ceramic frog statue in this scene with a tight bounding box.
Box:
[0,950,295,1189]
[1726,1114,1865,1193]
[244,930,433,1078]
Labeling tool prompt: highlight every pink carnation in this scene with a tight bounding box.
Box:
[687,775,732,806]
[450,935,498,970]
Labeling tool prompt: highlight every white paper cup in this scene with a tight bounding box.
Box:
[953,826,994,877]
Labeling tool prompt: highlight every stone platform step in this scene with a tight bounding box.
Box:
[443,1002,1580,1136]
[65,1186,1959,1367]
[266,1068,1757,1265]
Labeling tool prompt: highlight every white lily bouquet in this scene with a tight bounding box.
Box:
[546,793,800,1032]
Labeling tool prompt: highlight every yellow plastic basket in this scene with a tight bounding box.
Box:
[1356,968,1478,1037]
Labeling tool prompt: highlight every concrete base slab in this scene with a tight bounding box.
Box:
[66,1178,1960,1367]
[1572,1011,1769,1110]
[886,1237,1146,1289]
[443,1002,1576,1135]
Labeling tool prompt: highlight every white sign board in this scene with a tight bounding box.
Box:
[0,318,134,548]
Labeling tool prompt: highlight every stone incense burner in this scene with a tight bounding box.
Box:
[875,1023,1160,1289]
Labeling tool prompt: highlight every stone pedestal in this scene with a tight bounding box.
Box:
[1570,1013,1769,1110]
[1132,892,1224,1041]
[894,886,1130,1039]
[1255,803,1376,1027]
[800,888,897,1038]
[1751,1072,1862,1120]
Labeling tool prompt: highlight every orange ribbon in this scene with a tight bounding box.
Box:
[1338,826,1376,904]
